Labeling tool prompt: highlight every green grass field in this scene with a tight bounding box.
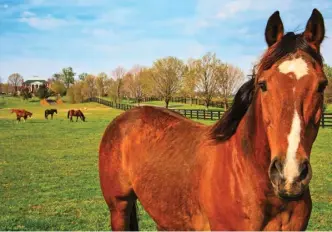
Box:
[0,97,331,230]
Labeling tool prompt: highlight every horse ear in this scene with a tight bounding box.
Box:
[304,8,325,51]
[265,11,284,47]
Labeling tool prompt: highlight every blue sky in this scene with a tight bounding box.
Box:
[0,0,331,80]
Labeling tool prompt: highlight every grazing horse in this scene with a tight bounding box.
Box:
[99,9,327,231]
[11,109,33,122]
[45,109,57,119]
[67,109,85,122]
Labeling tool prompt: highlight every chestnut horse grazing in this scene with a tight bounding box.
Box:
[99,9,327,231]
[11,109,33,122]
[67,109,85,122]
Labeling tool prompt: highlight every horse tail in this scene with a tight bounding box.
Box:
[129,201,139,231]
[67,110,70,118]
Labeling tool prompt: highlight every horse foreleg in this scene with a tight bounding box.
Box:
[51,114,53,120]
[76,116,78,122]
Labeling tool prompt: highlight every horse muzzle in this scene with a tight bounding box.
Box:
[268,157,312,200]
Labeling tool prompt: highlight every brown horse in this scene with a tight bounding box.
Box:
[11,109,33,122]
[67,109,85,122]
[99,9,327,231]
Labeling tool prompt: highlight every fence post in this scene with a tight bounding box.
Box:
[190,110,192,119]
[210,111,213,120]
[197,110,199,119]
[321,113,325,128]
[218,111,220,119]
[203,110,206,120]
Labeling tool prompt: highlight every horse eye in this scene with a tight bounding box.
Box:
[258,81,267,92]
[317,80,328,93]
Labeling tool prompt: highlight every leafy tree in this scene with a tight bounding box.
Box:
[36,84,51,99]
[8,73,23,95]
[182,58,198,106]
[61,67,75,88]
[323,64,332,104]
[79,72,88,81]
[50,80,66,99]
[52,73,62,81]
[151,57,185,108]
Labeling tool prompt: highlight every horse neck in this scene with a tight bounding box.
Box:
[213,95,271,180]
[233,95,271,170]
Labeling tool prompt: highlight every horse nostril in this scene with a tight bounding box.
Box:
[269,158,283,185]
[299,161,311,182]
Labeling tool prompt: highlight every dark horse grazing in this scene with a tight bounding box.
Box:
[99,9,327,230]
[67,109,85,122]
[11,109,33,122]
[45,109,57,119]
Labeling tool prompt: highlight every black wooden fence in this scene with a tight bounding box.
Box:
[83,97,332,128]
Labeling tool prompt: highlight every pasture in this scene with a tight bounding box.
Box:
[0,97,331,230]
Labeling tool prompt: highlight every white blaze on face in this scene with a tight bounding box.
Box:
[284,110,302,186]
[278,57,307,187]
[278,58,308,80]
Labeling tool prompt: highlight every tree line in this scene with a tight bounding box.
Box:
[66,52,245,109]
[1,53,332,109]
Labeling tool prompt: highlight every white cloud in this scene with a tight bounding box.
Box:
[18,11,74,30]
[82,28,114,37]
[22,11,35,17]
[217,0,251,19]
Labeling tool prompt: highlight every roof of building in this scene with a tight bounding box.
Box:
[23,80,47,84]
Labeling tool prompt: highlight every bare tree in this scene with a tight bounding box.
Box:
[151,56,185,108]
[82,74,97,98]
[8,73,24,94]
[0,76,2,93]
[217,64,245,110]
[195,52,220,109]
[67,82,84,103]
[111,66,126,103]
[125,65,150,106]
[96,72,107,98]
[182,58,198,106]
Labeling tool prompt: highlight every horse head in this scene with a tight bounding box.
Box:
[256,9,327,199]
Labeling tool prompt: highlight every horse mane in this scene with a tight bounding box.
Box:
[258,32,323,74]
[210,78,255,141]
[211,32,323,142]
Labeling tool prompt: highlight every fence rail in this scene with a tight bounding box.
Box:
[83,97,332,128]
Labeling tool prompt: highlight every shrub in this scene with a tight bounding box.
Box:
[36,84,51,99]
